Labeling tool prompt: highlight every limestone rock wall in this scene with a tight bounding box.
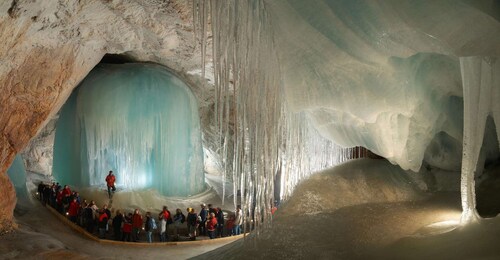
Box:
[0,0,210,232]
[21,117,57,176]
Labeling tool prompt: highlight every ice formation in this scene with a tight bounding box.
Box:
[7,155,28,197]
[193,0,360,232]
[459,57,500,223]
[53,64,205,197]
[193,0,500,227]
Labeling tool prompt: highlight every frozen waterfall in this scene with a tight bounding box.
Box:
[53,64,205,197]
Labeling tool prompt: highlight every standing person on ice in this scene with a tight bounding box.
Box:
[105,170,116,199]
[132,209,143,242]
[160,206,172,241]
[233,205,243,235]
[186,207,199,240]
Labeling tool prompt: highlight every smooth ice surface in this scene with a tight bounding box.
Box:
[53,64,205,196]
[7,155,28,198]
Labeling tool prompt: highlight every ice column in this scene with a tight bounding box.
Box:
[459,57,499,224]
[53,64,205,197]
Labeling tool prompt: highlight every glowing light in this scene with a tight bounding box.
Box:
[427,220,459,228]
[412,210,461,237]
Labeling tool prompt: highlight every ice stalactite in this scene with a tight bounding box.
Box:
[278,111,359,200]
[459,57,499,224]
[53,64,205,197]
[194,0,361,232]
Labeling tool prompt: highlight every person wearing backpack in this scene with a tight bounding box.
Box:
[173,208,186,241]
[145,211,156,243]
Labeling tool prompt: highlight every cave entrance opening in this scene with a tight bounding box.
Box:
[52,57,206,197]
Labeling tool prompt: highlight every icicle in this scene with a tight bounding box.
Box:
[194,0,361,230]
[459,57,498,224]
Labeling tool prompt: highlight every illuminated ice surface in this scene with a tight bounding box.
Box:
[7,155,28,198]
[4,0,500,259]
[459,57,500,223]
[53,64,205,196]
[192,0,500,227]
[191,0,500,259]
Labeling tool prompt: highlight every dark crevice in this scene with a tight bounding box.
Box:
[7,0,18,18]
[476,116,500,218]
[99,53,137,64]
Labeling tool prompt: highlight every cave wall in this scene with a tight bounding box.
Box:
[0,0,208,232]
[21,117,57,176]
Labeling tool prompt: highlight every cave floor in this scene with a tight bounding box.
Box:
[3,190,500,259]
[194,191,500,260]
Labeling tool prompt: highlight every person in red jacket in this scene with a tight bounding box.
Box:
[122,213,133,242]
[159,206,171,242]
[206,212,218,239]
[61,185,72,205]
[105,170,116,199]
[67,197,80,223]
[56,190,64,213]
[98,209,109,239]
[132,209,143,242]
[161,206,171,222]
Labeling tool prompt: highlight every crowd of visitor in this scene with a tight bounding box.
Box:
[37,182,244,243]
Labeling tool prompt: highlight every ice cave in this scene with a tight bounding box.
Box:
[0,0,500,259]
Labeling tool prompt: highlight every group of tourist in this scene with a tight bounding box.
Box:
[37,182,245,243]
